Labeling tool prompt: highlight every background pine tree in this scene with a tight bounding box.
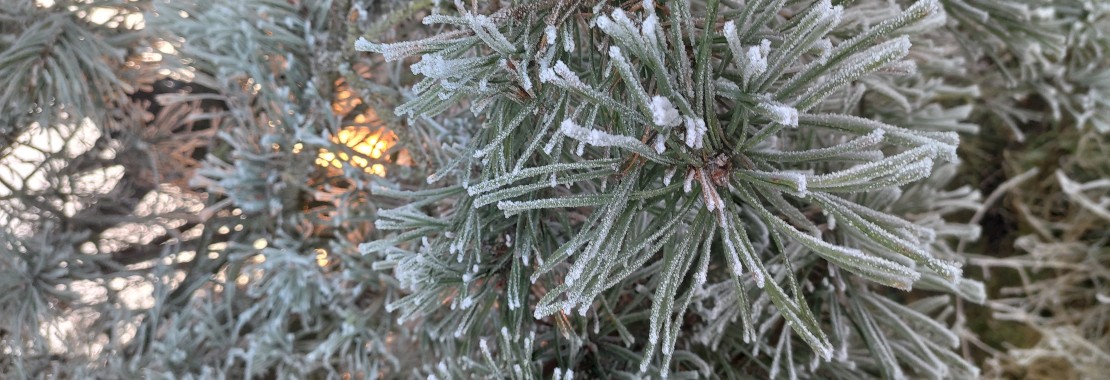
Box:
[1,0,1107,379]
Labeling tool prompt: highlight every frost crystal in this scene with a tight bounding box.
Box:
[559,119,646,150]
[684,169,696,193]
[683,117,707,149]
[354,37,376,52]
[650,96,682,127]
[757,100,799,127]
[746,40,770,76]
[539,61,584,88]
[724,32,772,85]
[562,27,575,52]
[642,14,660,48]
[654,134,667,154]
[545,25,557,43]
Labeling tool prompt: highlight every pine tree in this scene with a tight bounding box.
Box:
[1,0,1108,379]
[357,0,987,377]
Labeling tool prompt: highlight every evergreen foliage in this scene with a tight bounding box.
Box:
[357,0,987,377]
[0,0,1107,379]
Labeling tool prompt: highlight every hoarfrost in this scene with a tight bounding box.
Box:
[545,25,557,43]
[683,117,707,149]
[642,14,660,48]
[559,119,651,152]
[684,168,696,193]
[757,100,799,127]
[563,27,575,52]
[723,24,770,86]
[664,166,677,186]
[651,96,682,127]
[539,60,584,88]
[746,40,771,76]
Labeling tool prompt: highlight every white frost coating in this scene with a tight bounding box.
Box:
[543,133,559,154]
[723,21,743,69]
[539,60,586,89]
[745,40,770,76]
[684,169,696,193]
[468,14,515,54]
[699,171,725,212]
[539,66,556,83]
[545,25,557,43]
[563,27,575,52]
[884,59,918,75]
[540,60,585,88]
[607,44,622,59]
[757,100,799,127]
[550,173,558,188]
[663,166,677,186]
[595,13,614,33]
[723,21,737,42]
[519,67,533,91]
[861,128,886,145]
[778,172,809,197]
[555,61,584,86]
[641,14,660,47]
[609,9,636,33]
[724,23,767,86]
[354,37,376,52]
[411,54,446,77]
[809,144,937,186]
[1031,7,1055,19]
[461,296,474,309]
[683,117,707,149]
[719,212,765,288]
[560,119,649,152]
[716,78,741,97]
[650,96,682,127]
[814,38,833,64]
[654,134,667,154]
[553,368,563,380]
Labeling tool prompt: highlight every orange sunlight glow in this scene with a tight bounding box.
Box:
[316,83,401,176]
[315,125,396,176]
